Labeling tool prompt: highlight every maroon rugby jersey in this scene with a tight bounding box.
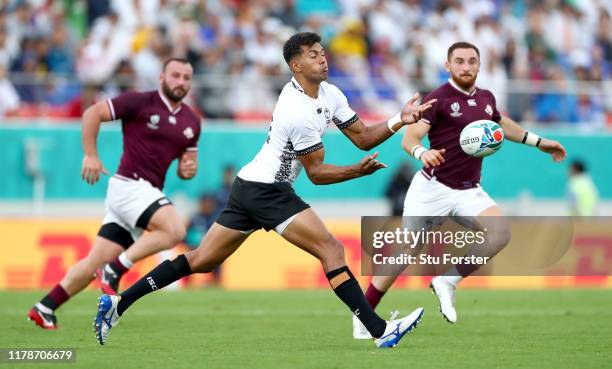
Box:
[107,90,201,189]
[420,79,501,189]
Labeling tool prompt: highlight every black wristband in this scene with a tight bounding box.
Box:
[521,132,529,144]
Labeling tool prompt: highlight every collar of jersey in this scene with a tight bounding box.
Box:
[290,77,321,100]
[448,78,477,97]
[157,90,182,115]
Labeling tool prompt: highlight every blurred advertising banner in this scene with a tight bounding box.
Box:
[1,218,610,290]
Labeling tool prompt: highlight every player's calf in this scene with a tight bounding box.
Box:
[326,266,387,339]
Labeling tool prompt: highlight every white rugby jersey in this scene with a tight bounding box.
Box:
[238,77,358,184]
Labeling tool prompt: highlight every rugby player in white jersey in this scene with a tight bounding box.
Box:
[93,32,436,348]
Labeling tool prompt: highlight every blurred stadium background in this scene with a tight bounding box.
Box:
[0,0,611,292]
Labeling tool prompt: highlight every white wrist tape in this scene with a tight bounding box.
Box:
[412,145,427,160]
[387,113,401,133]
[522,131,542,147]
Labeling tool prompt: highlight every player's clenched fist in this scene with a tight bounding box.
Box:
[81,155,108,185]
[178,156,197,179]
[420,148,446,169]
[359,151,388,175]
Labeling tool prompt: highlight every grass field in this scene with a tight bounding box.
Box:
[1,289,610,369]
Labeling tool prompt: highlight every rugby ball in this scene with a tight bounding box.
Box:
[459,120,504,157]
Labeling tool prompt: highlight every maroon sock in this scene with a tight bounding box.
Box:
[364,283,386,309]
[456,263,480,278]
[40,284,70,311]
[109,256,129,276]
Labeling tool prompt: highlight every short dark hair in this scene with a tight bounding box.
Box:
[283,32,322,65]
[162,58,191,71]
[571,160,586,173]
[447,42,480,60]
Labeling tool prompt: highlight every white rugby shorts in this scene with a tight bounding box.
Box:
[102,175,168,240]
[403,171,497,219]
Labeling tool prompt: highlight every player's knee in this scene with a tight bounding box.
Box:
[319,235,345,265]
[163,224,186,246]
[186,252,217,274]
[489,222,511,251]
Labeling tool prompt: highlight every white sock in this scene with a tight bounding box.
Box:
[118,252,134,269]
[35,302,54,314]
[441,267,463,286]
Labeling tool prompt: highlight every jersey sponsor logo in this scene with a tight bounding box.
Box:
[324,108,332,125]
[147,114,160,130]
[485,104,493,116]
[450,102,462,117]
[183,127,194,139]
[467,99,477,106]
[168,116,177,125]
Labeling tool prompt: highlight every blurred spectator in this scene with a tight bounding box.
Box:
[86,0,111,29]
[0,64,20,116]
[132,26,169,90]
[185,194,219,249]
[64,83,100,118]
[104,59,136,97]
[0,0,608,124]
[215,165,236,212]
[385,161,414,216]
[534,67,578,123]
[184,194,221,286]
[567,160,599,216]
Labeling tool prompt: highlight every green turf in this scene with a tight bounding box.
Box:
[1,289,610,369]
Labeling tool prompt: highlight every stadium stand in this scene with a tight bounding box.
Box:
[0,0,609,125]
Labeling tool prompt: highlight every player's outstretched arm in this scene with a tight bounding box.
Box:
[499,116,567,162]
[177,151,198,179]
[340,93,436,151]
[297,147,387,185]
[401,120,446,169]
[81,101,113,185]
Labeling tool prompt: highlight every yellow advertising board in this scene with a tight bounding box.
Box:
[0,219,610,290]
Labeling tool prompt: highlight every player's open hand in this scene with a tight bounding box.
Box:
[359,151,388,175]
[538,139,567,163]
[420,148,446,169]
[81,155,108,185]
[178,155,197,179]
[400,93,437,125]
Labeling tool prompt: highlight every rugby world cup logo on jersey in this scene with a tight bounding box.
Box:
[485,104,493,116]
[147,114,160,130]
[450,102,462,117]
